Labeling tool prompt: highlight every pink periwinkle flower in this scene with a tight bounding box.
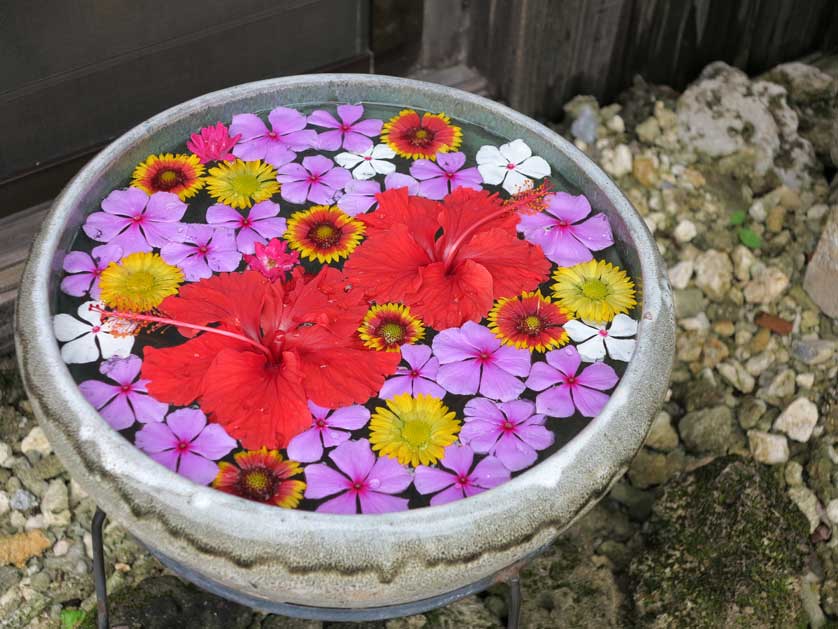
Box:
[229,107,317,167]
[160,225,241,282]
[336,172,420,216]
[205,200,287,254]
[82,188,186,254]
[276,155,351,205]
[525,345,618,418]
[409,152,483,200]
[60,244,123,299]
[517,192,613,266]
[461,398,554,471]
[186,122,240,163]
[308,104,384,153]
[243,238,300,282]
[78,355,168,430]
[304,439,411,514]
[379,344,445,400]
[135,408,236,485]
[286,401,370,463]
[432,321,531,402]
[414,444,510,506]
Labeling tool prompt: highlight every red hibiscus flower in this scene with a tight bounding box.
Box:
[140,268,400,449]
[343,187,551,329]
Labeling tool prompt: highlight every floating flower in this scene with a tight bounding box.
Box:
[205,159,280,210]
[79,355,168,430]
[369,393,460,467]
[131,153,204,200]
[517,192,613,266]
[60,244,123,300]
[358,303,425,352]
[344,187,550,329]
[476,139,551,194]
[335,144,396,180]
[461,398,553,471]
[135,408,236,485]
[551,259,637,323]
[205,200,287,255]
[53,301,136,364]
[432,321,531,402]
[284,205,364,263]
[160,225,241,282]
[525,345,618,418]
[381,109,462,160]
[414,444,510,506]
[83,189,187,254]
[286,401,370,463]
[304,439,411,514]
[213,448,305,507]
[99,252,184,311]
[564,314,637,362]
[308,104,383,153]
[275,155,351,205]
[409,152,482,200]
[487,291,569,352]
[379,344,445,400]
[243,238,299,282]
[229,107,317,167]
[186,122,240,164]
[336,173,419,216]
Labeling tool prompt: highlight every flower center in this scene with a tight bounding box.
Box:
[377,321,406,345]
[456,475,470,487]
[231,173,262,196]
[267,131,278,139]
[409,369,420,378]
[506,162,517,170]
[477,351,493,364]
[563,374,577,386]
[153,168,185,190]
[519,314,544,335]
[308,222,341,248]
[197,244,209,255]
[407,126,435,147]
[307,174,321,184]
[363,155,373,161]
[123,270,156,294]
[444,172,454,179]
[315,418,327,428]
[120,384,132,394]
[239,467,277,502]
[401,418,432,448]
[598,328,609,337]
[501,420,516,432]
[175,440,190,452]
[240,217,252,228]
[90,325,101,334]
[131,214,145,224]
[351,480,366,492]
[581,278,609,300]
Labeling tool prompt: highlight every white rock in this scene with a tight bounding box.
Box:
[0,442,12,468]
[53,539,70,557]
[789,486,820,534]
[668,260,694,290]
[602,144,633,177]
[694,249,733,300]
[24,514,45,531]
[606,115,625,133]
[747,430,789,464]
[718,360,755,393]
[785,461,803,487]
[673,219,697,243]
[804,205,838,318]
[40,480,69,514]
[774,397,819,442]
[744,266,789,304]
[20,427,51,457]
[796,373,815,388]
[731,245,756,282]
[645,411,679,451]
[0,491,9,517]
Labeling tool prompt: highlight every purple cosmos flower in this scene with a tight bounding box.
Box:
[432,322,531,402]
[160,225,241,282]
[135,408,236,485]
[229,107,317,167]
[304,439,411,514]
[308,104,384,153]
[60,244,123,299]
[78,355,168,430]
[286,401,370,463]
[83,188,187,254]
[276,155,351,205]
[205,200,287,254]
[336,172,420,216]
[409,152,483,200]
[517,192,613,266]
[379,344,445,400]
[525,345,618,418]
[461,399,553,471]
[414,444,510,506]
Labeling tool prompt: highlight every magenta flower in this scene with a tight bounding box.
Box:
[517,192,613,266]
[186,122,240,163]
[304,439,411,514]
[60,244,123,299]
[83,189,187,254]
[135,408,236,485]
[336,172,420,216]
[229,107,317,167]
[276,155,351,205]
[160,225,241,282]
[414,445,510,506]
[205,200,287,254]
[379,344,445,399]
[79,355,168,430]
[525,345,618,418]
[308,104,383,153]
[409,152,483,200]
[432,322,531,402]
[461,398,553,471]
[286,401,370,463]
[243,238,300,282]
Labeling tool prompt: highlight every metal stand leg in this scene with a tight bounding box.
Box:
[92,508,109,629]
[506,575,522,629]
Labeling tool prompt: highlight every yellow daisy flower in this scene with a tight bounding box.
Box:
[99,252,184,312]
[369,393,460,467]
[551,259,637,323]
[205,159,280,209]
[358,303,425,351]
[284,205,365,263]
[131,153,205,200]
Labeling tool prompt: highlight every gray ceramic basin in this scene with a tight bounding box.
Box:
[15,74,674,613]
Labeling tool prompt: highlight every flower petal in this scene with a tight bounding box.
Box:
[571,385,611,417]
[305,464,350,499]
[570,213,613,251]
[286,428,324,463]
[414,466,455,495]
[605,336,636,362]
[535,385,575,418]
[576,336,607,362]
[437,361,481,395]
[493,433,537,471]
[327,405,371,430]
[575,362,619,390]
[544,346,581,377]
[564,320,598,342]
[317,491,358,514]
[499,139,532,164]
[367,456,412,494]
[478,363,526,401]
[165,408,207,443]
[189,423,237,460]
[359,491,409,514]
[176,452,219,485]
[329,439,375,482]
[523,362,561,391]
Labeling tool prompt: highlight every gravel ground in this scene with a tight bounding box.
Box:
[2,58,838,628]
